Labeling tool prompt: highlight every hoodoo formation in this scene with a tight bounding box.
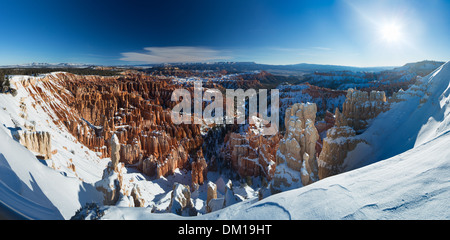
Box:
[317,89,388,178]
[223,125,281,181]
[19,72,205,183]
[272,102,320,191]
[273,88,389,191]
[17,71,391,193]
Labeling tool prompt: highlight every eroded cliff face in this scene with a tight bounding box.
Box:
[20,72,204,183]
[342,89,388,132]
[13,130,52,160]
[316,108,363,179]
[316,89,388,179]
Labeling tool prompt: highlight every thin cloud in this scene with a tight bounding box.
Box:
[312,47,332,51]
[269,47,308,52]
[120,46,232,64]
[269,47,332,55]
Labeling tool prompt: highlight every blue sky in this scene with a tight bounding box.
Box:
[0,0,449,67]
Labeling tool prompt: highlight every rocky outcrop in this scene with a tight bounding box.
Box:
[315,110,335,136]
[95,134,147,207]
[168,183,197,216]
[272,103,320,191]
[110,134,120,167]
[206,181,217,204]
[223,124,281,180]
[141,155,158,177]
[315,110,335,155]
[278,83,347,130]
[342,89,388,132]
[389,89,407,103]
[257,134,280,178]
[317,108,365,180]
[95,161,123,205]
[130,186,145,207]
[206,181,218,213]
[95,134,124,205]
[191,150,208,187]
[222,180,242,208]
[315,89,389,179]
[13,130,52,160]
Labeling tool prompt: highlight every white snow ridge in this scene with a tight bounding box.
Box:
[1,62,450,220]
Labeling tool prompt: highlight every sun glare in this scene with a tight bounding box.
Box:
[379,22,403,43]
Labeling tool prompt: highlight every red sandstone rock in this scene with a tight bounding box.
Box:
[24,72,204,183]
[223,122,281,180]
[191,150,208,187]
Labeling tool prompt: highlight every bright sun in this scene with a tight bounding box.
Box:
[379,22,403,43]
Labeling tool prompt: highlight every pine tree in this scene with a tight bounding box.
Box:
[1,75,11,93]
[4,75,10,88]
[0,74,4,92]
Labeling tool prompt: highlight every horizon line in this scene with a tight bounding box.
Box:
[0,59,447,69]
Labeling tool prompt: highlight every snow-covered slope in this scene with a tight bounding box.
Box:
[0,75,105,219]
[99,61,450,220]
[0,126,103,219]
[345,61,450,169]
